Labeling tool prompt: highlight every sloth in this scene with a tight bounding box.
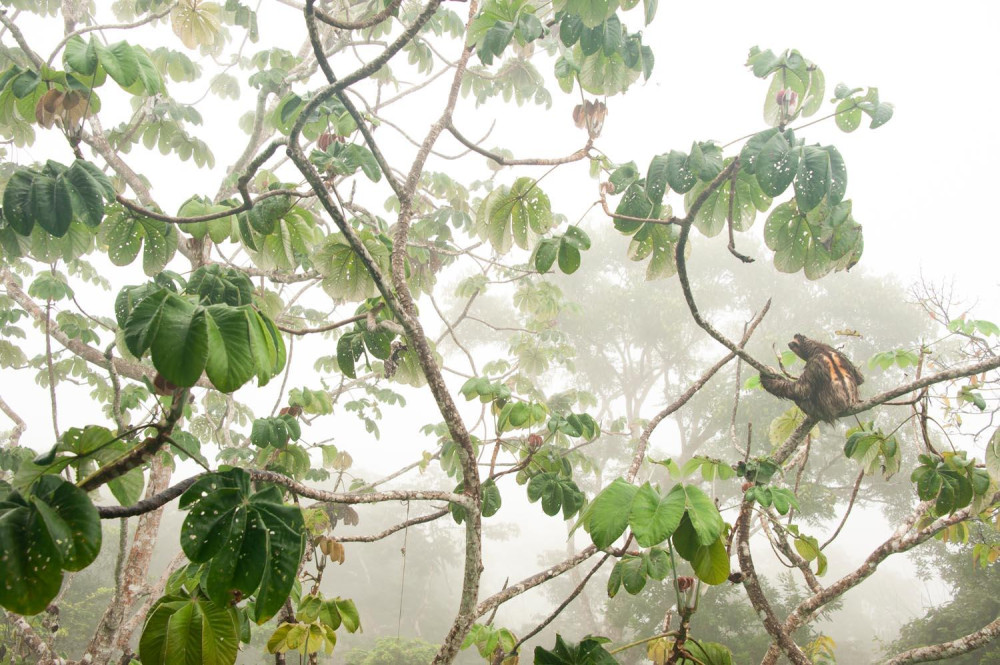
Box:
[759,334,864,423]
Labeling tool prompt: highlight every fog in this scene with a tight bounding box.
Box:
[2,1,999,664]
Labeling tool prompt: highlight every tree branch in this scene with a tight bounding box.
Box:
[883,616,1000,665]
[673,159,773,376]
[2,270,212,389]
[447,121,593,166]
[0,9,44,70]
[626,299,770,483]
[735,500,811,665]
[337,508,449,542]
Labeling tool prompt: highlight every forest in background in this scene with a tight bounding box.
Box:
[0,1,998,664]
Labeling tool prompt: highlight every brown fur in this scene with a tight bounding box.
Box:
[759,334,864,423]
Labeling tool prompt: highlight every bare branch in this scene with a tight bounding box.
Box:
[735,500,811,665]
[626,299,770,483]
[673,159,773,376]
[0,9,44,70]
[0,393,27,447]
[884,616,1000,665]
[475,545,600,618]
[447,121,593,166]
[337,509,450,542]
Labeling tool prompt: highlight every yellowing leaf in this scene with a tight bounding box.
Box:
[171,0,223,51]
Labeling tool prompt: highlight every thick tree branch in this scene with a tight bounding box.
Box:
[775,491,1000,649]
[508,552,612,656]
[735,500,811,665]
[96,471,474,517]
[847,355,1000,416]
[385,4,486,660]
[78,389,189,492]
[0,9,44,70]
[883,616,1000,665]
[0,611,63,664]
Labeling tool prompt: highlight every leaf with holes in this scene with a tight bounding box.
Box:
[756,132,799,198]
[180,469,304,622]
[0,476,101,615]
[102,209,178,275]
[170,0,223,51]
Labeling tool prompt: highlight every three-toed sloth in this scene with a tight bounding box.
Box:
[760,334,864,423]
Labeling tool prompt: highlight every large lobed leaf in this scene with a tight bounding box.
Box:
[0,476,101,615]
[122,287,285,392]
[179,469,305,622]
[3,160,114,237]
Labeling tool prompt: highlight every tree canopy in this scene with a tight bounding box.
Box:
[0,1,998,665]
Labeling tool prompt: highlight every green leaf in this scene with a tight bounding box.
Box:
[645,153,671,204]
[533,238,558,273]
[986,427,1000,479]
[314,233,389,303]
[689,536,730,585]
[835,98,862,132]
[557,239,581,274]
[336,332,363,378]
[64,36,99,76]
[476,177,553,252]
[794,145,845,213]
[151,294,208,387]
[481,478,502,517]
[534,635,617,665]
[664,149,697,194]
[103,210,178,276]
[756,133,798,197]
[123,288,284,392]
[179,470,304,623]
[203,306,258,392]
[0,476,101,615]
[187,265,254,306]
[739,128,780,174]
[2,161,113,237]
[680,484,724,546]
[138,593,239,665]
[686,641,734,665]
[527,472,574,518]
[584,478,638,548]
[628,483,685,547]
[95,40,140,88]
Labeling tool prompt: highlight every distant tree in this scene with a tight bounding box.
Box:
[344,637,441,665]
